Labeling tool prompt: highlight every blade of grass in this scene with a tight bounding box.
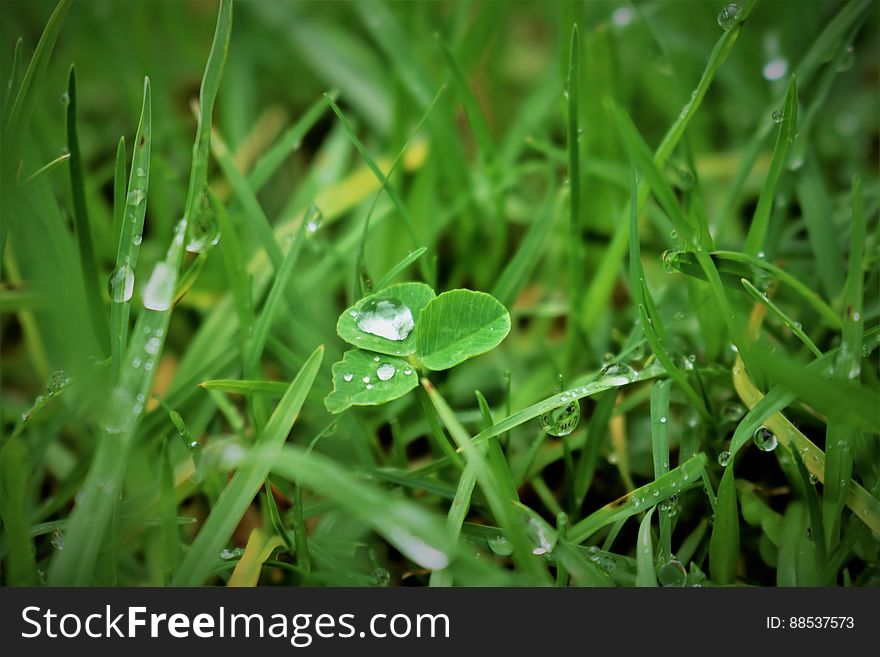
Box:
[66,65,109,354]
[566,25,582,345]
[376,247,427,291]
[636,507,658,587]
[709,464,739,585]
[110,78,151,377]
[743,77,798,256]
[227,528,284,587]
[47,0,232,586]
[650,380,673,559]
[580,0,757,331]
[741,278,822,358]
[4,0,71,137]
[823,176,866,549]
[568,453,708,544]
[422,379,551,584]
[22,152,69,185]
[172,345,323,586]
[200,379,289,397]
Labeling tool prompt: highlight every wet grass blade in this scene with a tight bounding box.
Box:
[709,464,739,585]
[573,388,616,505]
[568,453,707,544]
[66,65,109,354]
[172,345,323,586]
[743,77,798,256]
[0,437,38,584]
[110,78,151,376]
[650,380,673,558]
[267,443,453,572]
[200,379,289,397]
[376,247,427,291]
[741,278,821,358]
[4,0,70,137]
[422,379,550,584]
[636,507,658,587]
[566,25,582,334]
[580,0,756,331]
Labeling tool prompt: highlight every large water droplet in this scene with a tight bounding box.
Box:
[753,426,778,452]
[717,3,741,30]
[185,192,220,253]
[371,567,390,587]
[127,188,145,206]
[487,534,513,556]
[376,363,396,381]
[657,559,687,587]
[539,400,580,437]
[108,264,134,302]
[355,297,414,341]
[142,262,175,311]
[718,451,731,467]
[305,203,324,234]
[47,370,71,393]
[51,527,65,551]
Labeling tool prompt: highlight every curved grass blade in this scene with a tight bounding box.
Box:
[227,528,285,587]
[4,0,70,137]
[22,152,69,185]
[709,464,739,585]
[580,0,757,331]
[267,444,453,571]
[568,453,708,544]
[172,345,323,586]
[743,77,798,256]
[376,247,427,291]
[66,65,109,354]
[636,507,658,587]
[740,278,821,358]
[422,379,550,584]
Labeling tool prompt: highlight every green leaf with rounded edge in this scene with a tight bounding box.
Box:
[336,282,435,357]
[325,350,418,414]
[416,289,511,371]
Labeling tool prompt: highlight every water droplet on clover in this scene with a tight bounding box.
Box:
[376,363,396,381]
[753,426,778,452]
[403,368,413,376]
[355,297,414,341]
[343,373,353,382]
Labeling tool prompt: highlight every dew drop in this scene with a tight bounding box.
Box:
[488,534,514,556]
[108,264,135,303]
[657,559,687,587]
[51,527,65,551]
[753,426,778,452]
[772,109,783,124]
[355,297,414,341]
[718,451,731,467]
[343,373,354,382]
[136,167,146,177]
[305,203,324,234]
[373,356,380,362]
[371,568,390,587]
[362,376,370,384]
[142,262,175,311]
[185,191,221,253]
[717,3,741,30]
[376,363,396,381]
[539,400,580,437]
[809,473,819,485]
[403,368,413,376]
[47,370,71,393]
[366,383,374,390]
[837,45,854,71]
[132,234,142,246]
[60,92,70,107]
[127,188,145,206]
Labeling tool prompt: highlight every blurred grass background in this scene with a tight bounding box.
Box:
[0,0,877,586]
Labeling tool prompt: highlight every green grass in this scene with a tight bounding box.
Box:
[1,0,878,588]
